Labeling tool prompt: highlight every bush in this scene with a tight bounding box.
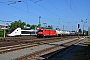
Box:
[0,29,4,37]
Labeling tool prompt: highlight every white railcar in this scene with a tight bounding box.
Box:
[56,30,70,36]
[7,28,37,36]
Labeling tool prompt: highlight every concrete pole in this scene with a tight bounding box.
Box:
[4,29,5,38]
[39,16,41,28]
[39,16,41,25]
[63,25,64,31]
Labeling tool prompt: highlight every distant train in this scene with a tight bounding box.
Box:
[7,28,71,37]
[7,28,37,36]
[37,28,70,37]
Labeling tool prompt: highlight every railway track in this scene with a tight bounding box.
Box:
[43,38,84,60]
[0,37,59,47]
[0,36,77,47]
[14,37,85,60]
[0,36,37,41]
[0,36,77,41]
[0,36,75,54]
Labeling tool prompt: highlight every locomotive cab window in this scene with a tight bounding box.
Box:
[38,30,43,32]
[8,28,16,33]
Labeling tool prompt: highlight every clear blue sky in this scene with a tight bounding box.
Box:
[0,0,90,31]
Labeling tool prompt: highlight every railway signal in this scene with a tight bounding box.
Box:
[78,24,80,28]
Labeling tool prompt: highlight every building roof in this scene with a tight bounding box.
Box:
[0,24,9,26]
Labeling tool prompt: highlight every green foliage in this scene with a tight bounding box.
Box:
[7,20,54,32]
[9,20,26,29]
[0,28,4,37]
[37,24,41,28]
[56,28,60,31]
[30,24,37,29]
[26,24,30,27]
[79,29,82,33]
[6,20,26,33]
[6,26,11,33]
[88,27,90,36]
[47,25,53,29]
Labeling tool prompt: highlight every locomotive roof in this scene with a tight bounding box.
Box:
[39,27,55,29]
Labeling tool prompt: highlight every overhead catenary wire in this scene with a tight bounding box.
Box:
[0,1,46,23]
[46,0,79,25]
[0,2,38,22]
[0,0,70,24]
[0,1,38,16]
[46,0,58,15]
[30,0,70,24]
[30,0,60,18]
[0,1,57,23]
[15,0,67,24]
[71,0,82,20]
[34,0,42,3]
[0,11,37,23]
[2,2,78,24]
[0,0,86,31]
[46,0,68,23]
[87,10,90,20]
[65,0,81,20]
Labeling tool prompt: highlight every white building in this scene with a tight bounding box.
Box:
[0,24,9,30]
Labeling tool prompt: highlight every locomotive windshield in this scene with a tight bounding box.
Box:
[8,28,16,33]
[38,30,43,32]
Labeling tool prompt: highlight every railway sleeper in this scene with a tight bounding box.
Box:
[14,38,84,60]
[43,39,84,60]
[43,45,76,60]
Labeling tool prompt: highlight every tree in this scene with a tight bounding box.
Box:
[30,24,37,29]
[79,28,82,34]
[56,28,60,31]
[47,25,53,29]
[26,24,30,27]
[9,20,26,29]
[0,28,4,37]
[37,24,41,28]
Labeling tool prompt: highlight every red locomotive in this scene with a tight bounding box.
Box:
[37,28,56,37]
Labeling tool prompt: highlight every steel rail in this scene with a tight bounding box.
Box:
[0,37,72,54]
[14,38,84,60]
[43,38,84,60]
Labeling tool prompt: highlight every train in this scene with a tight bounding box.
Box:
[37,28,70,37]
[7,28,71,37]
[7,28,37,36]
